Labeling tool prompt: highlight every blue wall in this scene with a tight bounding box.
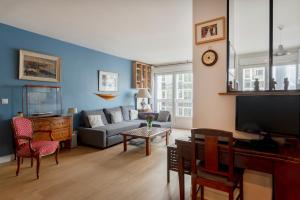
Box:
[0,23,135,156]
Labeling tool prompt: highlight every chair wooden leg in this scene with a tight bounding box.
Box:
[31,157,33,167]
[191,177,197,200]
[200,186,204,200]
[229,191,234,200]
[16,156,20,176]
[240,176,244,200]
[36,156,41,179]
[55,148,59,165]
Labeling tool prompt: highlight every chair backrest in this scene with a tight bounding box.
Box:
[11,117,33,148]
[191,128,234,181]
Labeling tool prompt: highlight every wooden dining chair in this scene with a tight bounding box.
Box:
[191,128,244,200]
[11,117,60,179]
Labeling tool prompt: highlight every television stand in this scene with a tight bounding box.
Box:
[235,134,279,152]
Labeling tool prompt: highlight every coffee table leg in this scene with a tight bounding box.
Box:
[166,130,170,145]
[123,135,127,152]
[146,138,151,156]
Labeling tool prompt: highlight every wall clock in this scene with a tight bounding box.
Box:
[201,49,218,66]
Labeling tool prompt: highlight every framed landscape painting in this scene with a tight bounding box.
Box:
[98,71,118,92]
[195,17,226,45]
[19,50,61,82]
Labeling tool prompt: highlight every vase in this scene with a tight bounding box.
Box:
[147,121,152,131]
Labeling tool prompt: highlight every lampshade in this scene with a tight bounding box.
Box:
[68,107,78,114]
[137,88,151,98]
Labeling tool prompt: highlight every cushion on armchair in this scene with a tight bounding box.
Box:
[157,111,170,122]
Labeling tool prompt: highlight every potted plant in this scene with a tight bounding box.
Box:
[145,115,154,131]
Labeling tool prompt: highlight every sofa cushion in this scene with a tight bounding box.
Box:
[157,111,170,122]
[88,115,105,128]
[121,106,135,121]
[103,121,141,137]
[104,107,122,124]
[111,110,123,123]
[82,109,108,127]
[130,109,138,120]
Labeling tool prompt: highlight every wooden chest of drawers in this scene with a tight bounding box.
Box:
[31,116,72,147]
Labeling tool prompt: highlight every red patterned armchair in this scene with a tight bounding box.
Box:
[11,117,60,179]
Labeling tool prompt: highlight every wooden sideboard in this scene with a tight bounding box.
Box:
[31,115,73,148]
[175,137,300,200]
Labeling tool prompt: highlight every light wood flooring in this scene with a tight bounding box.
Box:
[0,129,192,200]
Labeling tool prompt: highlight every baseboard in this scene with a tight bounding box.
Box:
[0,154,14,164]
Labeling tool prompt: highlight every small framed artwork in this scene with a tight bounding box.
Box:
[195,17,226,45]
[98,71,118,92]
[19,50,61,82]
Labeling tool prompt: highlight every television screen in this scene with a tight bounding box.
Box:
[236,96,300,136]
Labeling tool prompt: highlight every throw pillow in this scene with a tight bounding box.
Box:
[111,110,123,123]
[88,115,104,128]
[130,109,138,120]
[157,111,170,122]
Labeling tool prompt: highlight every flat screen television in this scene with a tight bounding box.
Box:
[236,96,300,137]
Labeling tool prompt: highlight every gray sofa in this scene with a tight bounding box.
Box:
[78,106,171,148]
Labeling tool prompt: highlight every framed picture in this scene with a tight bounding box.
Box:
[195,17,226,45]
[19,50,61,82]
[98,71,118,92]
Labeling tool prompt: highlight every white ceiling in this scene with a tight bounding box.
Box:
[0,0,192,65]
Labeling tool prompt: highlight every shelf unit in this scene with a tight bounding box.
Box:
[133,61,152,89]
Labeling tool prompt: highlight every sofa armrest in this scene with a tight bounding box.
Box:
[77,127,107,148]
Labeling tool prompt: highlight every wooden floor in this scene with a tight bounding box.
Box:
[0,129,192,200]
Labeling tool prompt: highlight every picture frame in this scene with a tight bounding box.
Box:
[19,50,61,82]
[98,71,118,92]
[195,17,226,45]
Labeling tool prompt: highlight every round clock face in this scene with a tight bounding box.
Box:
[202,50,218,66]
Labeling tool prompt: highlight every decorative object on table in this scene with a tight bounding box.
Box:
[284,78,289,90]
[254,79,260,91]
[98,71,118,92]
[228,81,234,91]
[195,17,225,45]
[132,61,152,89]
[137,88,152,110]
[145,114,154,131]
[270,78,277,90]
[22,85,62,117]
[17,112,24,117]
[68,107,78,115]
[19,50,61,82]
[201,49,218,66]
[95,93,117,100]
[11,117,60,179]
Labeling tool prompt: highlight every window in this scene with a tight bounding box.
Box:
[176,72,193,117]
[156,74,173,113]
[242,67,265,91]
[155,72,193,118]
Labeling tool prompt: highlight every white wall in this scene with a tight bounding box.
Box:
[193,0,272,199]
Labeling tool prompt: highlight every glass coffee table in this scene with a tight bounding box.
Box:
[121,127,171,156]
